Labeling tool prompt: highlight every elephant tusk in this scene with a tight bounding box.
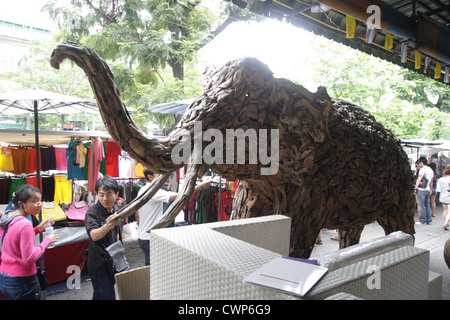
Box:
[116,172,171,220]
[149,160,203,231]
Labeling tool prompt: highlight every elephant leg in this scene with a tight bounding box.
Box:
[338,226,364,249]
[290,219,325,258]
[376,212,415,240]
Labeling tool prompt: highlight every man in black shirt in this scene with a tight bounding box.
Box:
[85,176,123,300]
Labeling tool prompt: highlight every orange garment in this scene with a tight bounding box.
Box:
[12,148,29,174]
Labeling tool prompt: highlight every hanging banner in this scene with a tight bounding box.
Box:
[401,43,408,63]
[435,62,441,79]
[385,33,393,49]
[346,15,356,39]
[424,56,431,73]
[365,26,375,43]
[415,51,421,69]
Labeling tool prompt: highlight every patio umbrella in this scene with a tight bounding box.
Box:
[0,87,98,214]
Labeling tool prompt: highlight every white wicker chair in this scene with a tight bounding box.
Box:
[115,265,150,300]
[149,215,441,300]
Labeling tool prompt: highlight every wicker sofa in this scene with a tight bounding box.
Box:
[149,215,441,300]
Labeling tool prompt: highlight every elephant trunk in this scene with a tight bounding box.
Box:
[50,42,179,174]
[50,42,198,225]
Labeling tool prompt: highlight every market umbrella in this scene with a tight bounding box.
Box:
[0,87,98,213]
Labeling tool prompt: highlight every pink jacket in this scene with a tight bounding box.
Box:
[0,215,52,277]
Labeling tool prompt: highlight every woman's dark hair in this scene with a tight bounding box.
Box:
[143,168,154,181]
[11,184,42,209]
[95,175,119,193]
[430,162,437,172]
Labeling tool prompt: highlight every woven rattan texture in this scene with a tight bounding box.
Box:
[150,225,297,299]
[115,265,150,300]
[204,215,291,255]
[150,217,430,300]
[306,246,429,300]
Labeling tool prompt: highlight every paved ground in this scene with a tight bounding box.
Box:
[46,206,450,300]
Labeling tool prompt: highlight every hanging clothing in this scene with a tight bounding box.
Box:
[105,141,121,177]
[87,137,105,192]
[28,147,41,174]
[9,178,27,199]
[135,162,145,178]
[26,175,43,190]
[66,141,84,180]
[11,148,29,174]
[40,146,56,172]
[42,176,55,202]
[119,153,133,178]
[54,147,68,171]
[0,177,12,204]
[215,190,233,221]
[0,147,14,172]
[183,183,235,224]
[54,174,72,204]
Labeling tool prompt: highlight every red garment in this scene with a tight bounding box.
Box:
[105,141,121,177]
[26,176,43,190]
[28,148,41,173]
[215,190,234,221]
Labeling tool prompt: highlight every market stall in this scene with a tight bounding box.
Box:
[0,129,148,290]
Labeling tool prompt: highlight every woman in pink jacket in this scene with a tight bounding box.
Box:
[0,185,57,300]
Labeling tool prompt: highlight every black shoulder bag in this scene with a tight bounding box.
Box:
[105,226,130,274]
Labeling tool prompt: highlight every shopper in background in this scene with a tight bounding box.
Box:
[136,168,210,265]
[414,157,434,225]
[0,184,57,300]
[437,165,450,230]
[429,162,440,217]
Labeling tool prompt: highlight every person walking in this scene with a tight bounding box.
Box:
[0,184,57,300]
[438,165,450,230]
[429,162,440,217]
[414,157,434,225]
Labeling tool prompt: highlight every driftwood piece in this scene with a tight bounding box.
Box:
[50,43,415,258]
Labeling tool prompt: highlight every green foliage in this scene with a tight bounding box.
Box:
[42,0,253,133]
[307,37,450,140]
[2,38,104,131]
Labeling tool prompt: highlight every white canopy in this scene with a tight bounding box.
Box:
[0,88,98,115]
